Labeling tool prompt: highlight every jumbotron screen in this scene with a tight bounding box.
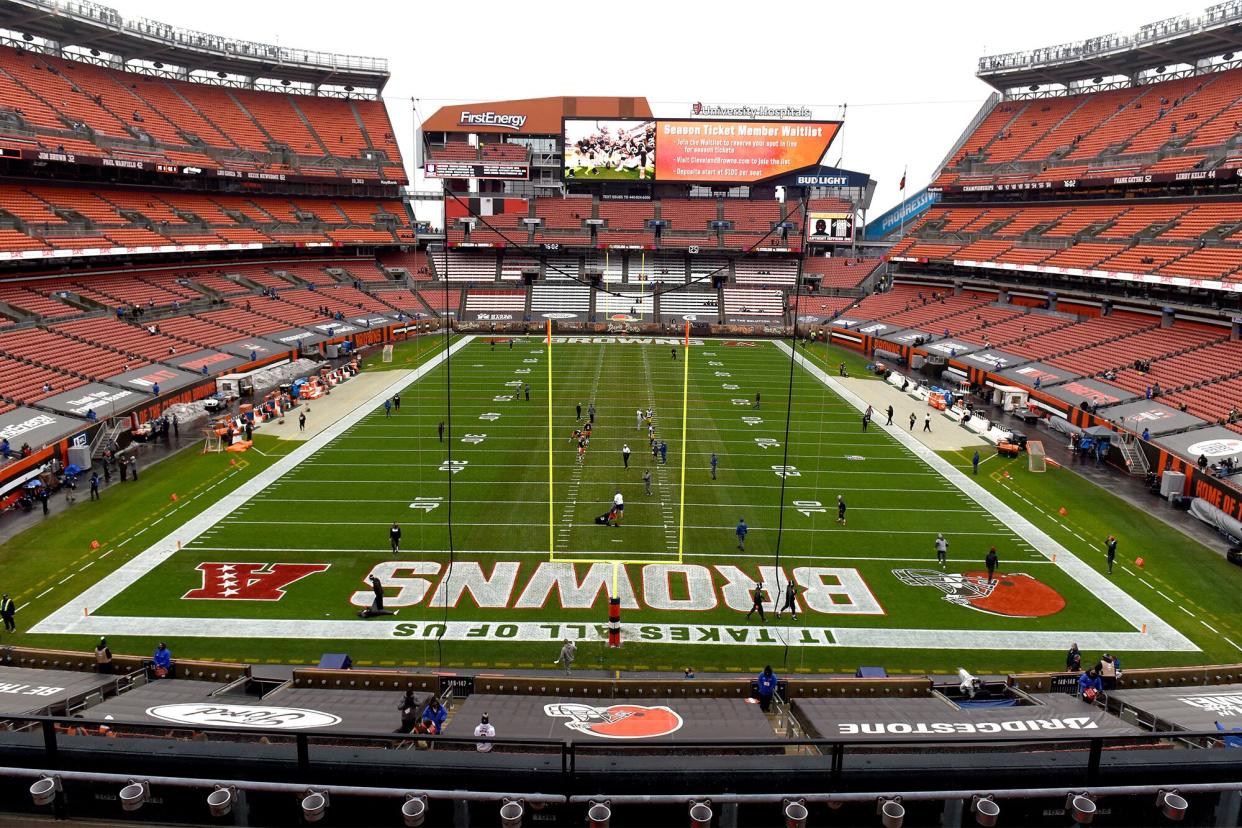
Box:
[563,119,656,181]
[562,118,841,184]
[654,119,840,184]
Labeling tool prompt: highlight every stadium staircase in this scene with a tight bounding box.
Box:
[288,98,333,156]
[168,85,242,151]
[1118,434,1151,477]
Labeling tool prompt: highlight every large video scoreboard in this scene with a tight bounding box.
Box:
[563,118,841,184]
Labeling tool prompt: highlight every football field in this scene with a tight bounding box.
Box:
[28,334,1240,674]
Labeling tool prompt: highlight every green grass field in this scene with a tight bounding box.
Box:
[9,334,1242,675]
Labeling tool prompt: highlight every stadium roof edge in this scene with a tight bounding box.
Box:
[976,2,1242,91]
[0,0,389,91]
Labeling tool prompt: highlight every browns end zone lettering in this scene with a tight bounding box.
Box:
[347,561,884,615]
[458,110,527,130]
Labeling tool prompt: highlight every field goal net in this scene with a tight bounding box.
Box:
[1028,440,1047,472]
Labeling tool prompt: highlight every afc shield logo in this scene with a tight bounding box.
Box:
[892,569,1065,618]
[543,703,684,739]
[183,563,331,601]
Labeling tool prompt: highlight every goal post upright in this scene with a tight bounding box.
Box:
[676,320,690,564]
[547,319,555,559]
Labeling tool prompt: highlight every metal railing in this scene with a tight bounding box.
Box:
[978,1,1242,74]
[3,712,1238,782]
[14,0,388,74]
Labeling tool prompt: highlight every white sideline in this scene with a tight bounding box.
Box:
[32,336,1200,652]
[31,335,475,635]
[773,340,1197,653]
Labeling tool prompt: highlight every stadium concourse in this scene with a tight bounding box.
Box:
[2,0,1242,825]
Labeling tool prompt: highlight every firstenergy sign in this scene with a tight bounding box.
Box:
[459,111,527,130]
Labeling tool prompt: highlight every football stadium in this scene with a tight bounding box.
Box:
[1,1,1242,825]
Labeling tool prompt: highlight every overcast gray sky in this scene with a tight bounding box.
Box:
[102,0,1208,216]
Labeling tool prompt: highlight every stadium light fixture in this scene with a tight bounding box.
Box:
[972,795,1000,827]
[119,780,149,812]
[207,786,235,818]
[587,800,611,828]
[1157,790,1188,822]
[500,798,525,828]
[1067,793,1096,824]
[688,800,713,828]
[29,776,61,806]
[878,797,905,828]
[301,790,329,823]
[784,798,808,828]
[401,794,428,827]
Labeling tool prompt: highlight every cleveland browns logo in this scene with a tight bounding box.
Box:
[543,703,684,739]
[892,569,1065,618]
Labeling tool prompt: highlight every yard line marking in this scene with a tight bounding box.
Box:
[35,588,52,599]
[1224,637,1242,651]
[183,545,1061,564]
[1156,590,1174,603]
[641,343,680,559]
[58,575,74,585]
[1201,621,1220,634]
[211,519,1013,536]
[1178,606,1195,617]
[79,561,94,571]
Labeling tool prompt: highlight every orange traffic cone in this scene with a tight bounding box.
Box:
[170,493,178,502]
[90,540,100,549]
[1135,557,1145,567]
[1058,507,1067,516]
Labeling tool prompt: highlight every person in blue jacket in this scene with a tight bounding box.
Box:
[152,642,173,679]
[756,665,778,713]
[1078,667,1103,702]
[421,697,448,734]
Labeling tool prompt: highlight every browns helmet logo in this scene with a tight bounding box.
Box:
[543,703,684,739]
[893,569,1065,618]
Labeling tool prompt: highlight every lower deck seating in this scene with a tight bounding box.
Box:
[734,258,799,286]
[0,327,145,379]
[596,291,654,315]
[659,291,718,319]
[723,287,784,316]
[802,257,875,289]
[531,284,590,313]
[430,251,497,282]
[465,289,525,312]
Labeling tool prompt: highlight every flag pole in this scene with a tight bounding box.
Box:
[898,165,908,240]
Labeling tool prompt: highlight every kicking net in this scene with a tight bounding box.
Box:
[1028,440,1047,473]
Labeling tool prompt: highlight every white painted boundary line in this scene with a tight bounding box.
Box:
[774,340,1197,653]
[31,335,476,636]
[32,336,1199,652]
